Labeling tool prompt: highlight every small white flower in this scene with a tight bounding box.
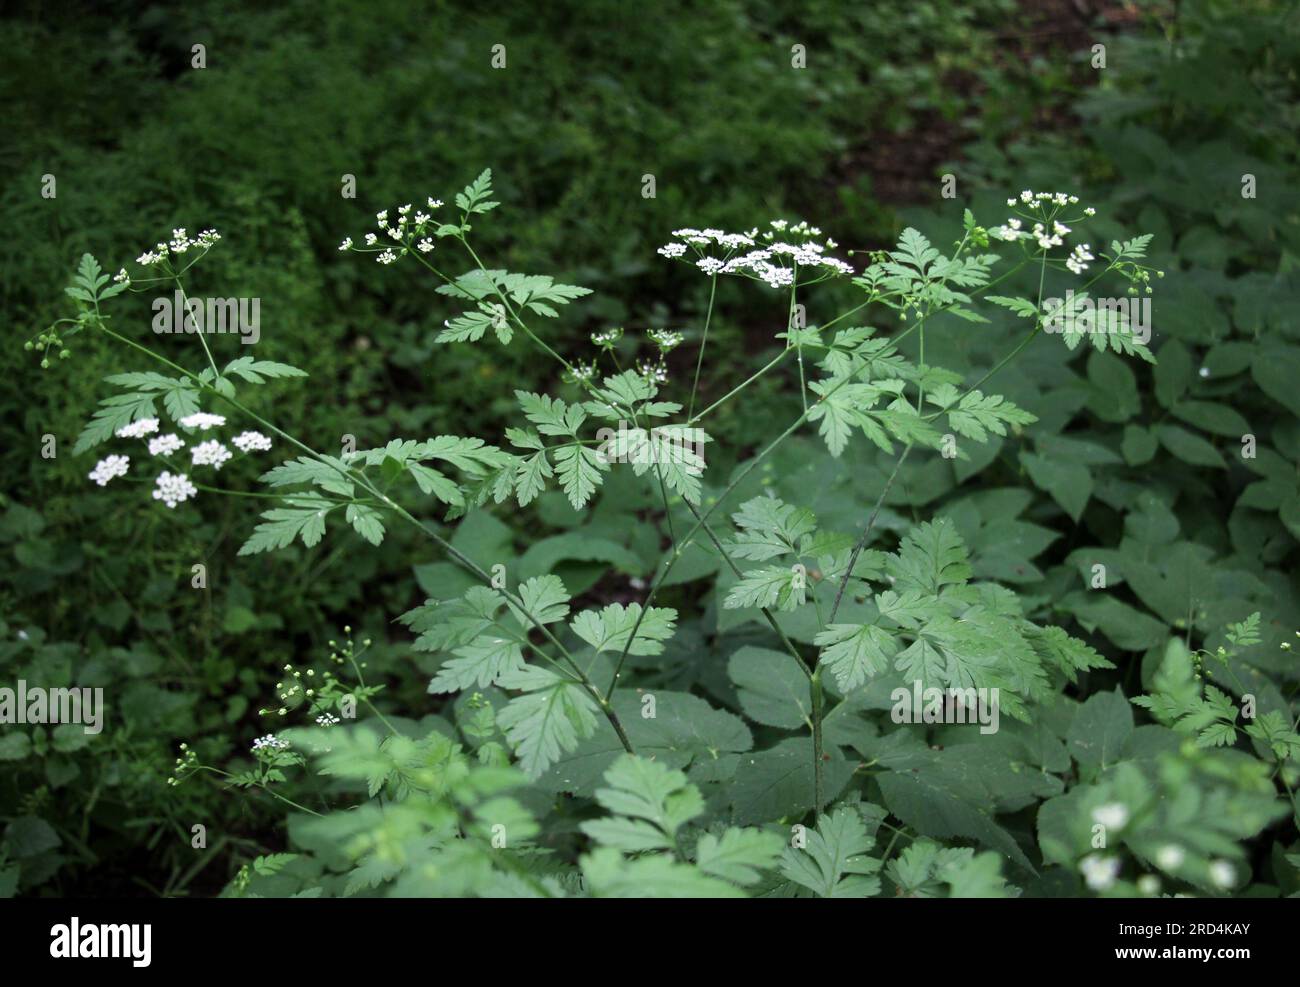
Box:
[1208,860,1235,889]
[115,417,160,439]
[657,242,687,258]
[636,359,668,385]
[152,471,197,508]
[1091,803,1129,830]
[1066,243,1094,275]
[1198,367,1210,378]
[113,268,130,284]
[315,713,341,727]
[191,440,233,469]
[339,237,353,250]
[88,455,130,486]
[696,257,724,275]
[1085,206,1097,216]
[417,238,435,253]
[252,734,290,752]
[364,232,378,246]
[231,431,272,453]
[1080,854,1121,892]
[1156,844,1186,870]
[648,329,684,351]
[179,412,226,430]
[377,249,398,265]
[1020,189,1034,203]
[148,433,185,457]
[1137,875,1161,896]
[426,197,443,209]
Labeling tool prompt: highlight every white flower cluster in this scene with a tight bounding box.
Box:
[232,430,273,452]
[657,220,853,289]
[191,440,233,470]
[993,191,1099,268]
[343,198,446,264]
[1066,243,1095,275]
[148,433,185,457]
[115,417,159,440]
[179,412,226,430]
[1079,853,1121,892]
[152,471,197,508]
[647,329,683,352]
[92,409,270,508]
[88,455,130,486]
[637,359,669,385]
[1090,802,1128,830]
[315,713,341,727]
[136,228,221,266]
[251,734,290,752]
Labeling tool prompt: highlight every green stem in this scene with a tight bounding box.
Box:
[687,274,717,420]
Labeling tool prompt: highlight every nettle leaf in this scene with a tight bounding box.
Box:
[780,806,882,898]
[724,564,807,612]
[728,646,811,730]
[496,665,599,778]
[571,603,677,656]
[814,623,897,692]
[238,495,334,555]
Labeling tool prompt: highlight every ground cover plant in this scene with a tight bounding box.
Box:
[3,0,1299,901]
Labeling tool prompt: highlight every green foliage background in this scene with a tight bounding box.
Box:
[2,0,1299,897]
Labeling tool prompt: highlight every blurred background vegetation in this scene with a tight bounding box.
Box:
[2,0,1298,895]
